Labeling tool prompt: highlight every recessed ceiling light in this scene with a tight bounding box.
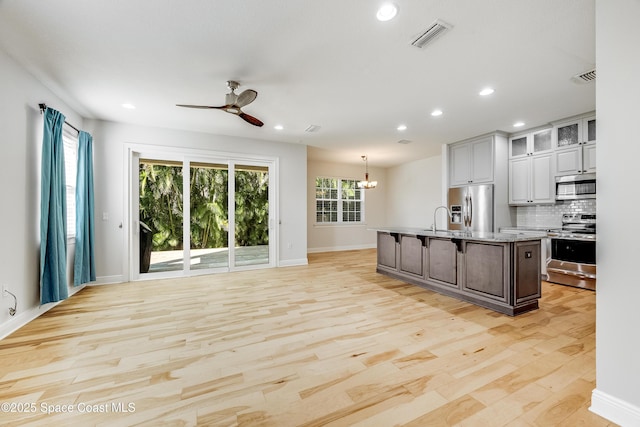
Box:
[431,109,443,117]
[397,124,407,131]
[479,88,495,96]
[376,3,398,21]
[121,103,136,109]
[513,121,525,127]
[274,124,284,130]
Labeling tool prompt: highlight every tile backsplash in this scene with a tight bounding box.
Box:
[516,199,596,228]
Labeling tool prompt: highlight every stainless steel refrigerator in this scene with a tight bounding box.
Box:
[448,184,494,232]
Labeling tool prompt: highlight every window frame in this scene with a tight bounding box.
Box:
[314,176,365,225]
[62,127,79,243]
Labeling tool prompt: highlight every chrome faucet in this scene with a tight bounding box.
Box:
[432,205,452,232]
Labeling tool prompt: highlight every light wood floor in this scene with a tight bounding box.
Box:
[0,249,615,426]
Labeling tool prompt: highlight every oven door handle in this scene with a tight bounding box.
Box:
[547,234,596,242]
[547,267,596,280]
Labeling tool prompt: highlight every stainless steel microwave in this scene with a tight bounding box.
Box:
[556,173,596,200]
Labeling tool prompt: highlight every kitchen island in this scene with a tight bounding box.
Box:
[373,228,546,316]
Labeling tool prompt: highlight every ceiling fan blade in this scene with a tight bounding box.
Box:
[239,112,264,127]
[176,104,225,109]
[235,89,257,108]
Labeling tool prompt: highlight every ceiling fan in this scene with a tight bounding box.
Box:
[176,80,264,127]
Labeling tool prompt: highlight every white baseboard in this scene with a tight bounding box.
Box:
[278,258,309,267]
[92,275,125,285]
[590,388,640,426]
[307,243,376,254]
[0,284,85,340]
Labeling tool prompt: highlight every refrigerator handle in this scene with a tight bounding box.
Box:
[463,195,467,227]
[464,194,469,228]
[468,193,473,229]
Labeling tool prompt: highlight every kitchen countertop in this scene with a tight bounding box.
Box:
[371,227,547,243]
[500,226,558,233]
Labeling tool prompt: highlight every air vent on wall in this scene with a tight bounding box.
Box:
[410,19,453,49]
[572,68,596,84]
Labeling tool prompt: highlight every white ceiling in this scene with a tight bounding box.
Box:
[0,0,595,168]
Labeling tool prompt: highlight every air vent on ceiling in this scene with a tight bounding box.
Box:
[410,19,453,49]
[572,68,596,84]
[305,124,321,133]
[397,139,412,145]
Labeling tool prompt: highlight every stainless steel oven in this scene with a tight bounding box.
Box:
[546,213,596,291]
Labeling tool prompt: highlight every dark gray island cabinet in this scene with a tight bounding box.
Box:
[375,229,544,316]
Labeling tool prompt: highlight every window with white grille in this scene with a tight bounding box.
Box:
[315,177,364,224]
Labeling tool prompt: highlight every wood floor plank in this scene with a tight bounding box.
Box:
[0,249,615,426]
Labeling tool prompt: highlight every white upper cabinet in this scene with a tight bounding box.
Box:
[449,136,494,186]
[554,119,582,149]
[554,114,596,176]
[509,153,554,205]
[583,115,596,144]
[509,128,553,159]
[556,147,583,175]
[507,113,594,205]
[583,142,597,173]
[508,127,555,205]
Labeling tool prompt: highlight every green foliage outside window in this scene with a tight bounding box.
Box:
[139,163,269,252]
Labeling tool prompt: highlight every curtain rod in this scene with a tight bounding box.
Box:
[38,103,80,134]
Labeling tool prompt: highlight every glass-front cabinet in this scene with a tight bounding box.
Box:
[554,115,596,149]
[509,128,553,158]
[554,114,596,176]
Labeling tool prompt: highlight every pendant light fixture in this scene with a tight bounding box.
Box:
[357,155,377,189]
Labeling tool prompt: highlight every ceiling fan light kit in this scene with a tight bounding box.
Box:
[176,80,264,127]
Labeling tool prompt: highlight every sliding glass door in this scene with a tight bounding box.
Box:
[139,159,184,274]
[131,151,275,279]
[233,164,270,267]
[189,162,229,270]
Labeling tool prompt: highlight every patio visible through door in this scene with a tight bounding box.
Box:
[134,154,274,278]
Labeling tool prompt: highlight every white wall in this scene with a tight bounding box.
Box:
[590,1,640,425]
[307,159,386,252]
[85,119,309,282]
[0,48,85,337]
[385,155,443,228]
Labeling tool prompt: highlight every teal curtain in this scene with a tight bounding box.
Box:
[74,131,96,286]
[40,108,69,304]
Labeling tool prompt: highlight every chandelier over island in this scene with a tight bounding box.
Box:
[357,155,377,189]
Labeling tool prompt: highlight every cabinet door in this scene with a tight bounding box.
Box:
[462,242,508,302]
[449,143,472,186]
[514,241,541,304]
[400,235,423,276]
[555,146,582,176]
[583,116,596,144]
[427,238,457,286]
[531,154,554,203]
[509,158,531,204]
[471,137,494,183]
[377,233,397,269]
[583,143,596,173]
[555,119,582,149]
[532,128,553,154]
[509,135,529,158]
